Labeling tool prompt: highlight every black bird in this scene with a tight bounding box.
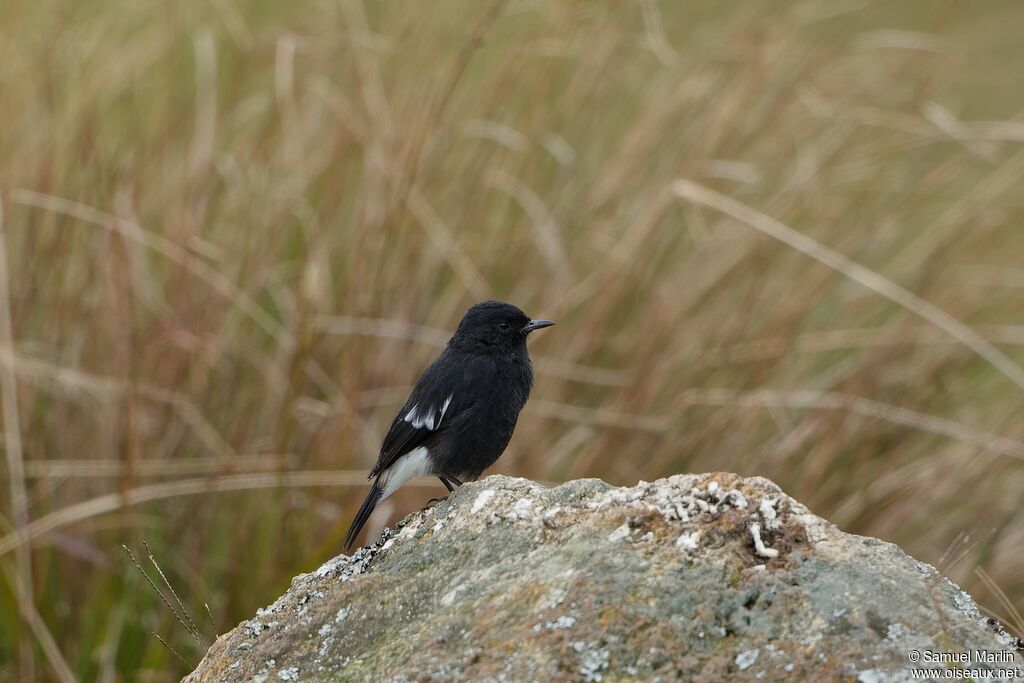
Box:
[344,301,554,550]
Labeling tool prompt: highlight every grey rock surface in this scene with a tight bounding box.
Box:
[185,474,1022,682]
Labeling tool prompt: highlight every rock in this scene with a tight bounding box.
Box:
[185,474,1022,682]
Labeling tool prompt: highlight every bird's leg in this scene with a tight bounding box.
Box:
[436,473,463,492]
[426,474,463,506]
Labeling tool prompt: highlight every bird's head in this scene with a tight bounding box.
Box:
[451,300,554,353]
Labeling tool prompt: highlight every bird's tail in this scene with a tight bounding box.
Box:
[344,481,384,551]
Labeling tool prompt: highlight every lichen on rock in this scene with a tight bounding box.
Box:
[185,474,1022,682]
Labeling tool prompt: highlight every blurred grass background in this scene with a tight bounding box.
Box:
[2,0,1024,679]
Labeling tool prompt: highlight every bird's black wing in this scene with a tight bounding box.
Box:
[369,353,493,478]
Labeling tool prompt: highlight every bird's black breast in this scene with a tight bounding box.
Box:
[430,352,534,480]
[370,347,534,481]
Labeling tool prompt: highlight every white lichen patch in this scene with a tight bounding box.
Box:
[592,477,751,526]
[534,614,578,632]
[572,641,610,682]
[310,533,398,584]
[608,523,631,542]
[255,589,294,621]
[759,497,780,531]
[396,519,422,542]
[544,587,568,609]
[676,531,700,551]
[512,497,535,518]
[336,541,393,583]
[314,555,348,578]
[555,615,577,629]
[245,621,266,637]
[470,489,496,514]
[542,505,563,521]
[722,489,748,509]
[736,648,759,670]
[440,585,463,607]
[749,522,779,559]
[949,582,982,620]
[563,475,799,564]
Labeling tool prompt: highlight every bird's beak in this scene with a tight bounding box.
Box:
[522,319,555,334]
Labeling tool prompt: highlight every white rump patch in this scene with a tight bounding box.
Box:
[378,447,431,499]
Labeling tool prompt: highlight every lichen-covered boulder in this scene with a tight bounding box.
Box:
[185,474,1022,682]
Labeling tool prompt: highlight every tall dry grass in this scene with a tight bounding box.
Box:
[2,0,1024,679]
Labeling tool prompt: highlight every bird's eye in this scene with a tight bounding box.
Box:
[497,321,510,331]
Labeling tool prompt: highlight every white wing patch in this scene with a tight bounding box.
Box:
[404,395,454,431]
[378,446,431,499]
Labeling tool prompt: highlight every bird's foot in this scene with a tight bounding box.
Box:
[420,496,449,511]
